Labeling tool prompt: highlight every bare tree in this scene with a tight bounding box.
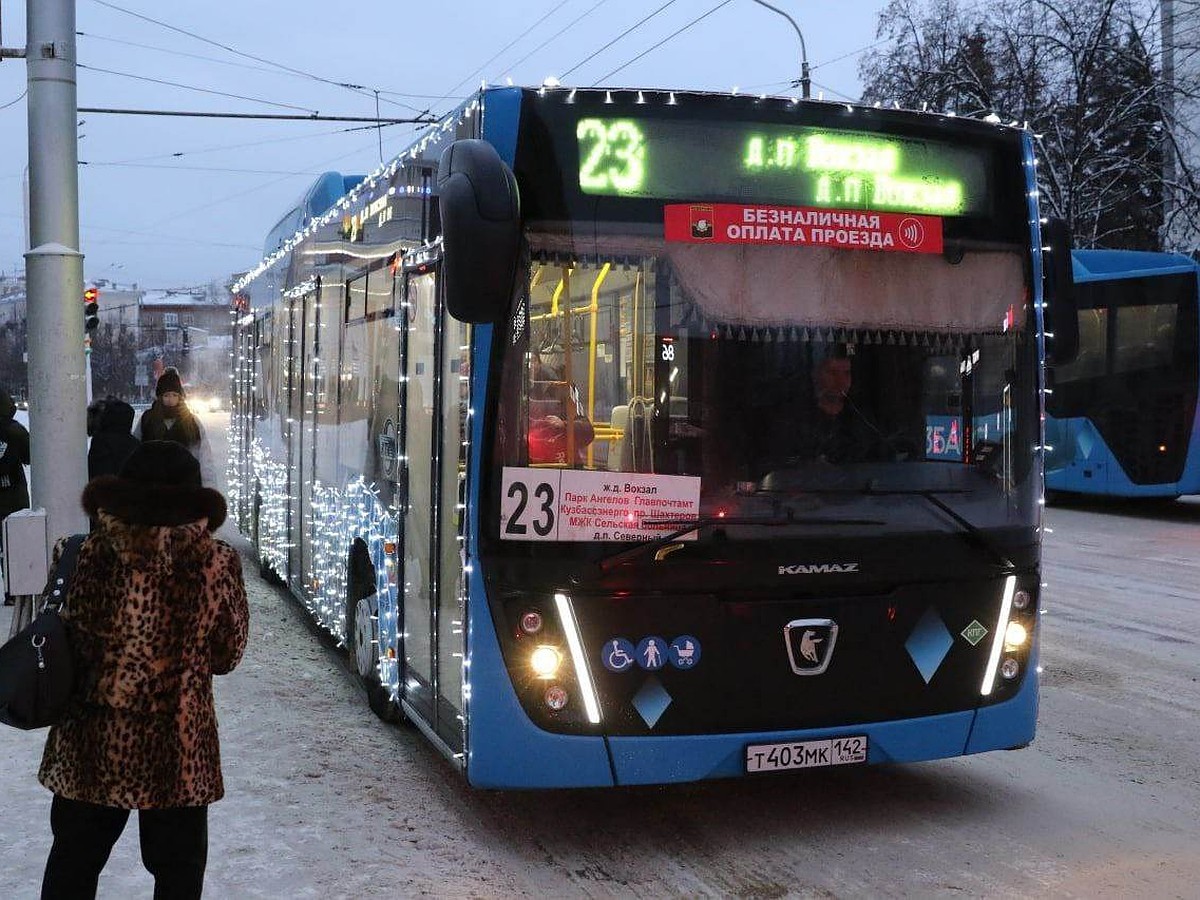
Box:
[862,0,1200,252]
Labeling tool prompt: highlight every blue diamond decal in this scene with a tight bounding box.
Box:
[631,675,672,728]
[905,607,954,684]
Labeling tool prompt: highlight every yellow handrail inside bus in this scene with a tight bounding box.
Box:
[586,263,611,468]
[562,266,574,464]
[550,274,566,316]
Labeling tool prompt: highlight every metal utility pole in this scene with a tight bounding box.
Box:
[23,0,89,539]
[750,0,811,99]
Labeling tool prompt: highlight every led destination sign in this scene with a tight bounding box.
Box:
[576,117,991,217]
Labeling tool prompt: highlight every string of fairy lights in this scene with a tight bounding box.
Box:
[227,85,1054,724]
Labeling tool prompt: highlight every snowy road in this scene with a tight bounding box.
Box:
[2,414,1199,897]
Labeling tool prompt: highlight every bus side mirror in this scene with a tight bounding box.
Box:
[437,140,521,324]
[1041,217,1079,365]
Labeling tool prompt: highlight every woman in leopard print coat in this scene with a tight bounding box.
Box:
[38,441,249,900]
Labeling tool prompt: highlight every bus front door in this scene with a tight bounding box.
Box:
[399,264,467,754]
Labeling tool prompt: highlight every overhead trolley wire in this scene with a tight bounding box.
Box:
[77,107,428,123]
[78,63,320,113]
[77,30,302,79]
[500,0,614,82]
[559,0,680,80]
[94,123,397,166]
[77,31,451,105]
[86,0,430,116]
[139,138,382,231]
[81,161,327,176]
[434,0,575,106]
[590,0,734,85]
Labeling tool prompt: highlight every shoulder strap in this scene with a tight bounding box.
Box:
[43,534,86,612]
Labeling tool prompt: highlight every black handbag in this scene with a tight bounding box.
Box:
[0,534,86,729]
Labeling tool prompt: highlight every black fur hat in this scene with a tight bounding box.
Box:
[155,367,184,397]
[82,441,226,529]
[120,440,200,486]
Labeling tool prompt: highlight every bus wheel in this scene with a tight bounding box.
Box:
[346,546,401,724]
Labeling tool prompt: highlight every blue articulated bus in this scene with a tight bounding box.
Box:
[229,86,1073,788]
[1045,249,1200,498]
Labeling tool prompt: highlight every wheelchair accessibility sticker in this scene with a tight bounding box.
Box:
[602,638,637,673]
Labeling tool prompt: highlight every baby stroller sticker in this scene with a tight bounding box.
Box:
[669,635,701,669]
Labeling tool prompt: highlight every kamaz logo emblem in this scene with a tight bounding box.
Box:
[778,563,860,575]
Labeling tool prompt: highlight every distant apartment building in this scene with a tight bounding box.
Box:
[139,287,229,350]
[90,278,142,329]
[0,271,234,400]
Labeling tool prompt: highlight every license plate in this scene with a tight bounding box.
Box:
[745,736,868,773]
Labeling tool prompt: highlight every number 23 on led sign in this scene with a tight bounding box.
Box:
[577,118,646,194]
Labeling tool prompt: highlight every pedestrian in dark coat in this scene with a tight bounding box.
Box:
[0,388,31,523]
[87,398,140,480]
[136,367,214,484]
[38,441,249,900]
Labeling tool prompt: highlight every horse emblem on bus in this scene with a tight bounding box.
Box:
[784,619,839,676]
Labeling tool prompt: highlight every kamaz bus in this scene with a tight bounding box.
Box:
[1045,249,1200,498]
[228,86,1075,788]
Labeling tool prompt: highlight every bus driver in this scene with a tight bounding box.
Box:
[784,345,886,465]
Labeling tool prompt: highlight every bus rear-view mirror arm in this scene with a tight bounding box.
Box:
[437,139,522,324]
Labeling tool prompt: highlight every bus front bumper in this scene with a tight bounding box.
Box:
[466,668,1038,788]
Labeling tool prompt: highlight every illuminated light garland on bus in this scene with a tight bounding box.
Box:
[226,85,1045,786]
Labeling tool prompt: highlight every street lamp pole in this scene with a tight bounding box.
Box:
[750,0,811,99]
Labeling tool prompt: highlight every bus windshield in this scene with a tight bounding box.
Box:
[492,239,1039,544]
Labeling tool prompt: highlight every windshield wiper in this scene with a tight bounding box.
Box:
[582,512,885,578]
[859,486,1014,570]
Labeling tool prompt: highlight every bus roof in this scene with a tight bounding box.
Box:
[1071,248,1199,281]
[235,86,1028,295]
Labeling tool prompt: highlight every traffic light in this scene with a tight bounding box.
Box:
[83,287,100,332]
[181,325,190,354]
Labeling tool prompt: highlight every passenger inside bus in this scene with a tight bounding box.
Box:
[526,351,595,466]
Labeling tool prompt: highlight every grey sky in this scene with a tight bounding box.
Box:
[0,0,891,289]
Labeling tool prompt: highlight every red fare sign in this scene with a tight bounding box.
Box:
[664,203,943,254]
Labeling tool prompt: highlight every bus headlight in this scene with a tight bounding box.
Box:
[983,577,1038,696]
[1004,621,1028,649]
[530,645,562,679]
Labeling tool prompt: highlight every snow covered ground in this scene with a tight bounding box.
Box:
[0,528,538,898]
[1,413,1199,897]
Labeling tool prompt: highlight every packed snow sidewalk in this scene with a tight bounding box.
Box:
[0,528,533,898]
